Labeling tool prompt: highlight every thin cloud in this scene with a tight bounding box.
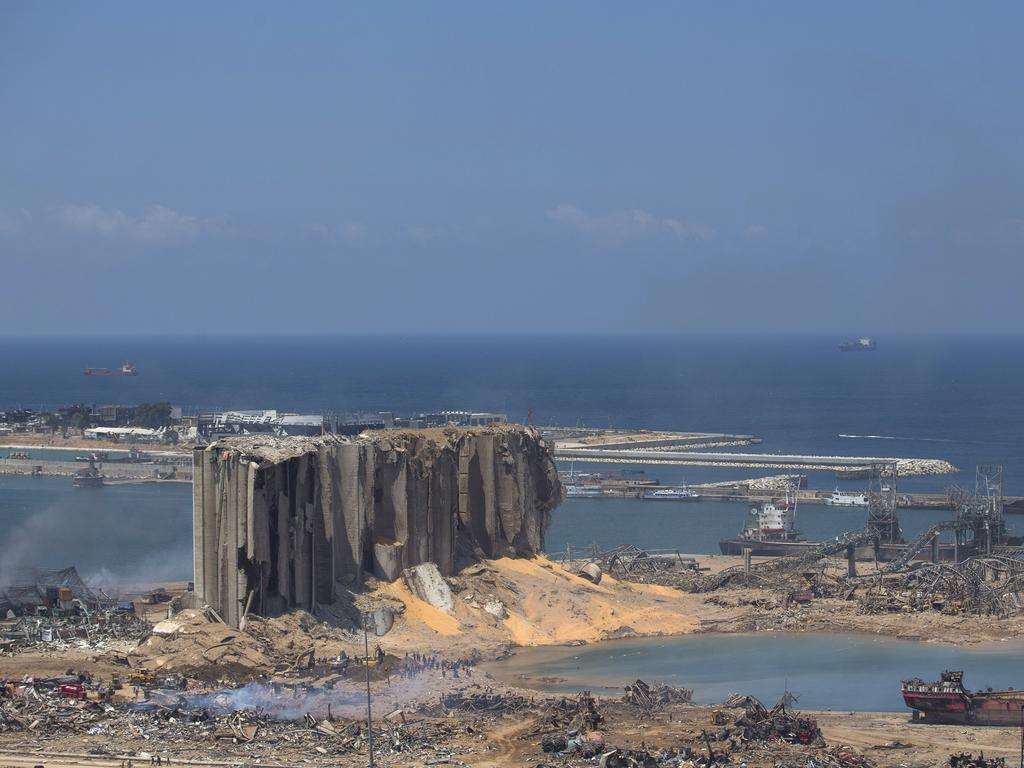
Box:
[663,218,715,241]
[0,208,31,235]
[548,204,713,243]
[57,203,203,242]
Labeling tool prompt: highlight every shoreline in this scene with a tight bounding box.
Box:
[482,628,1024,692]
[0,441,190,455]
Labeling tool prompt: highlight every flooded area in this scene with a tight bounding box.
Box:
[484,632,1024,712]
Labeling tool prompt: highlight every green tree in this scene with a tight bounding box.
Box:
[134,402,174,429]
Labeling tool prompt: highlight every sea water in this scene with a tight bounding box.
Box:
[1,334,1023,579]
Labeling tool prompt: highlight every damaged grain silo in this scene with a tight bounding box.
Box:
[192,425,562,627]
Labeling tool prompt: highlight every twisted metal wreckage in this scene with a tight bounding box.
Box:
[565,464,1024,617]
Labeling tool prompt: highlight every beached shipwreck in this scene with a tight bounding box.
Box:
[192,425,561,627]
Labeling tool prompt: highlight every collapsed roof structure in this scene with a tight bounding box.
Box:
[0,567,99,615]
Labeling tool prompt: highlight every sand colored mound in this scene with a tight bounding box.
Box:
[123,557,703,682]
[375,555,701,651]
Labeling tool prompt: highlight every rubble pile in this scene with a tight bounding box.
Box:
[950,753,1006,768]
[542,691,603,733]
[588,527,1024,624]
[860,555,1024,618]
[2,610,151,650]
[535,692,606,759]
[532,689,846,768]
[726,694,823,745]
[622,679,693,714]
[133,609,276,682]
[0,677,474,765]
[436,690,533,714]
[560,545,700,587]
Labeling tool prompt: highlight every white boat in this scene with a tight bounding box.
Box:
[564,484,604,499]
[642,486,701,502]
[824,489,868,506]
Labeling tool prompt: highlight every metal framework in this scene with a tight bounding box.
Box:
[866,461,902,544]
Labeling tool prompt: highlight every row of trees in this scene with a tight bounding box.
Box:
[44,401,176,432]
[133,401,174,428]
[44,405,92,431]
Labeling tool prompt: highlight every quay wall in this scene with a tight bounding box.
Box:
[0,457,194,481]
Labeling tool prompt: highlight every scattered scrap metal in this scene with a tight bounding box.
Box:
[437,690,533,714]
[0,677,471,765]
[560,544,702,586]
[950,753,1006,768]
[724,693,823,745]
[861,554,1024,617]
[622,679,693,716]
[1,610,150,650]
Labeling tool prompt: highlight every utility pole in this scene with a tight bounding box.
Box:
[364,615,374,768]
[362,607,394,768]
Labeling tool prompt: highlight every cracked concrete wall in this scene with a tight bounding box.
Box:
[193,425,562,627]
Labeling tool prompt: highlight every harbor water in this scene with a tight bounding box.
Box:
[0,475,192,583]
[0,473,991,581]
[2,333,1024,581]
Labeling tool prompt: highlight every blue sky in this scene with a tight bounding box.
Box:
[2,3,1023,335]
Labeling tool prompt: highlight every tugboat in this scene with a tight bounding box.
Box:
[839,337,876,352]
[83,362,139,377]
[72,459,105,488]
[641,486,701,502]
[903,670,1024,725]
[719,490,819,556]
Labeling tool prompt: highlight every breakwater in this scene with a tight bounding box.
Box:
[555,447,957,476]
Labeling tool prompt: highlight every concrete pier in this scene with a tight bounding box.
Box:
[555,447,956,476]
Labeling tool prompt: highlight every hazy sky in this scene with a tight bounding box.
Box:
[2,3,1023,335]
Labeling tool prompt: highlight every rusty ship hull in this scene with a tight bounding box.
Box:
[903,671,1024,726]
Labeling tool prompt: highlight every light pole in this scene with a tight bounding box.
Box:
[362,606,394,768]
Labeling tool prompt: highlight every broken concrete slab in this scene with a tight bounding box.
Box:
[403,563,455,615]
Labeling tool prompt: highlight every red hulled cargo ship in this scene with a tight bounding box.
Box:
[902,670,1024,726]
[83,363,138,377]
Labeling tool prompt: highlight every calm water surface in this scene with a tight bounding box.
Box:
[2,334,1022,581]
[484,633,1024,712]
[2,334,1023,490]
[0,475,192,583]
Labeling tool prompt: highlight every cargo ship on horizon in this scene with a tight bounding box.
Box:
[903,670,1024,725]
[839,337,876,352]
[83,363,138,377]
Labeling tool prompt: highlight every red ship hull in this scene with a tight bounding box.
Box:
[903,674,1024,726]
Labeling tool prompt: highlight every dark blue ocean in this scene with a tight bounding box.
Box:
[1,334,1022,581]
[3,334,1023,486]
